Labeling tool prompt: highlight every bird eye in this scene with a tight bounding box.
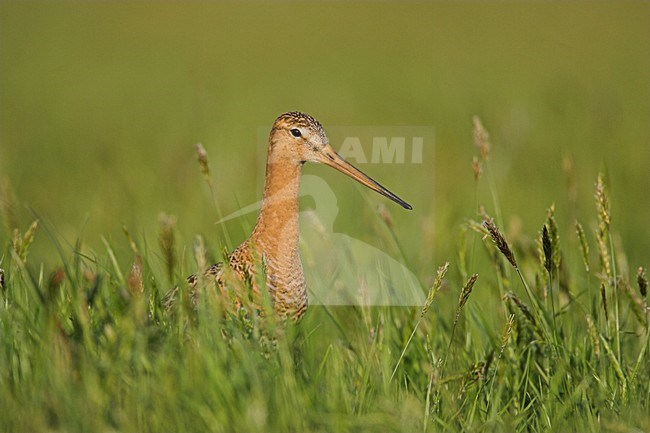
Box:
[290,128,302,138]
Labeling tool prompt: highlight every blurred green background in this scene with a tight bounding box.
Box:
[1,1,648,274]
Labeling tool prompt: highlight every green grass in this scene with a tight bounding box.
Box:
[1,2,649,432]
[2,122,649,431]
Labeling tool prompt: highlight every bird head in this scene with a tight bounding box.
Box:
[268,111,412,210]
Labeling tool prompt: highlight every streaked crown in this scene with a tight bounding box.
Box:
[272,111,325,136]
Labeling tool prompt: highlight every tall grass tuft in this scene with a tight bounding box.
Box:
[390,262,448,383]
[595,172,612,281]
[542,204,561,343]
[1,119,649,433]
[594,172,621,359]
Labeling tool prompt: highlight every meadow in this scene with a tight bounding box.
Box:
[1,2,649,432]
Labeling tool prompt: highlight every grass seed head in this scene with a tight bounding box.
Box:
[504,292,535,326]
[545,204,561,273]
[454,273,479,328]
[195,143,212,187]
[596,233,611,281]
[485,316,512,390]
[458,273,478,312]
[422,262,449,317]
[600,282,609,322]
[575,220,590,273]
[472,156,482,181]
[127,255,144,296]
[472,116,491,160]
[12,219,39,262]
[158,212,177,282]
[499,313,515,357]
[637,267,647,298]
[535,231,546,279]
[542,225,552,274]
[594,174,612,282]
[483,218,517,268]
[595,172,610,234]
[585,314,600,357]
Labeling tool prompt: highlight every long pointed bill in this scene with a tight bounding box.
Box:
[316,144,412,210]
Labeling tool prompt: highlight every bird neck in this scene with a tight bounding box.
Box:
[251,155,303,260]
